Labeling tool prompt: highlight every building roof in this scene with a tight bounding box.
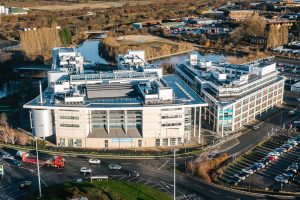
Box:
[24,75,206,110]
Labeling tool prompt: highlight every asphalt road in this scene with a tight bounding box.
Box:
[0,154,293,200]
[0,107,299,200]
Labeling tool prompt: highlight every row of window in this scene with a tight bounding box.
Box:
[161,123,182,127]
[60,123,80,128]
[156,138,182,146]
[161,108,182,111]
[59,116,79,120]
[58,138,82,147]
[161,115,182,119]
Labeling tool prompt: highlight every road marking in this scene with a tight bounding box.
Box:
[160,181,170,189]
[127,177,137,182]
[136,178,144,183]
[118,176,126,180]
[40,177,48,187]
[158,160,169,170]
[210,190,220,195]
[150,183,160,188]
[194,185,204,189]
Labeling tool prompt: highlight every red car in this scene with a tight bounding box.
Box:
[268,155,278,161]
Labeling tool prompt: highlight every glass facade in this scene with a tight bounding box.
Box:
[91,110,142,134]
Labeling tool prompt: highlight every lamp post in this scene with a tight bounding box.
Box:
[173,149,178,200]
[35,137,42,198]
[29,111,42,198]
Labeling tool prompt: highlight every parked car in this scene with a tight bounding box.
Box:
[19,181,32,189]
[282,171,295,180]
[242,167,254,175]
[282,144,293,151]
[268,155,278,161]
[268,151,280,157]
[287,165,298,173]
[8,159,21,167]
[259,157,269,165]
[80,167,92,174]
[108,164,122,170]
[275,175,289,184]
[88,159,101,164]
[288,139,298,146]
[128,170,140,177]
[252,125,260,131]
[276,147,287,154]
[253,162,265,170]
[228,176,241,185]
[2,154,14,160]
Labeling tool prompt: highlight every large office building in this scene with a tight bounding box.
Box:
[24,49,207,148]
[175,55,284,137]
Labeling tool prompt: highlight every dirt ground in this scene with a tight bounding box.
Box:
[2,1,157,11]
[116,35,177,46]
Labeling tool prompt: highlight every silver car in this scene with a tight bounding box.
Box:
[108,164,122,170]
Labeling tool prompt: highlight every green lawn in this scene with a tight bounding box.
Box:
[31,180,172,200]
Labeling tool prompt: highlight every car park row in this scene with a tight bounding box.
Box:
[221,134,300,191]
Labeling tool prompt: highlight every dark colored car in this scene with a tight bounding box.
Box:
[8,159,21,167]
[128,170,140,177]
[19,181,32,189]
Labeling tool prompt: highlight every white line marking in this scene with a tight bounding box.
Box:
[127,177,137,182]
[158,160,169,170]
[40,178,48,187]
[210,190,220,195]
[195,185,204,189]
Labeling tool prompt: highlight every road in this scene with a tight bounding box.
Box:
[0,106,298,200]
[0,154,292,200]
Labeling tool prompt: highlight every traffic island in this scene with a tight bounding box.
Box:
[26,180,172,200]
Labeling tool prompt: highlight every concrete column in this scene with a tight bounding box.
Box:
[198,107,202,144]
[254,93,257,118]
[221,108,224,138]
[124,110,127,134]
[232,105,235,132]
[193,107,196,138]
[107,110,110,134]
[266,88,269,113]
[246,96,250,123]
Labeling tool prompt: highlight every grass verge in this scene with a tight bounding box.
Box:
[27,180,171,200]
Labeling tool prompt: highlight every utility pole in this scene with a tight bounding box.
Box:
[173,149,178,200]
[35,137,42,198]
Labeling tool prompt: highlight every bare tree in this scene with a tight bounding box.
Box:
[8,127,17,145]
[0,113,8,127]
[16,131,28,146]
[0,129,9,144]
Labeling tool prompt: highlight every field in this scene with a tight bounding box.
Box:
[27,180,172,200]
[102,35,195,60]
[2,0,158,11]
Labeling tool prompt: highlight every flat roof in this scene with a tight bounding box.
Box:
[24,75,207,110]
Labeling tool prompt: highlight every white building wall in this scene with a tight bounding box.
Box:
[142,108,162,138]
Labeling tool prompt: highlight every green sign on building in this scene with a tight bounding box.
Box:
[0,164,3,178]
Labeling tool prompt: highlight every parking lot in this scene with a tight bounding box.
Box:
[220,133,300,192]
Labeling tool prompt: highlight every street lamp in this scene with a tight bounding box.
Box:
[173,148,178,200]
[29,111,42,198]
[34,137,42,198]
